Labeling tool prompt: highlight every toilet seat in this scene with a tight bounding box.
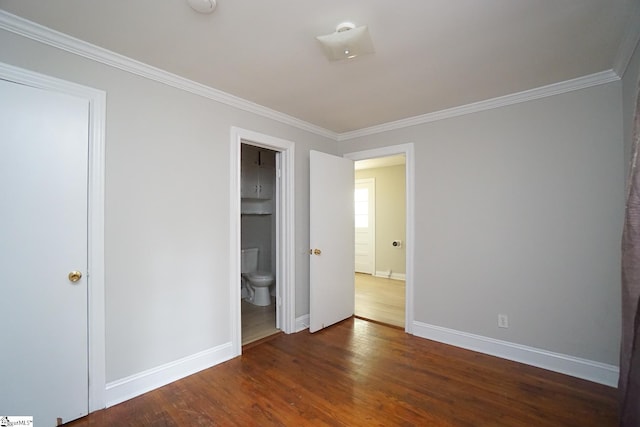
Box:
[247,271,273,281]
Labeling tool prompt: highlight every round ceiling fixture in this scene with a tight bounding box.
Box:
[187,0,217,14]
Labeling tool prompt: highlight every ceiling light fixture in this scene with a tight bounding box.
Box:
[187,0,217,14]
[316,22,375,61]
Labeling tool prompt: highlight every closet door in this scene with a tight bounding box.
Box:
[0,79,90,425]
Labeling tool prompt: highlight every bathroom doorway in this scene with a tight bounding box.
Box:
[230,127,296,354]
[240,143,279,344]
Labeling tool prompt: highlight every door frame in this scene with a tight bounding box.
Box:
[354,178,376,275]
[0,62,106,411]
[230,127,295,355]
[344,143,414,334]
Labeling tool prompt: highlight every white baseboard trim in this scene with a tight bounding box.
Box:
[105,342,235,407]
[374,271,406,281]
[295,314,310,332]
[412,321,619,387]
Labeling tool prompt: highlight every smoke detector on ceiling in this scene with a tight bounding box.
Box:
[187,0,217,14]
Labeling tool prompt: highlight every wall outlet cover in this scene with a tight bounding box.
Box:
[498,314,509,328]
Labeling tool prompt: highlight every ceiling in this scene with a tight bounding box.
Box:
[0,1,638,135]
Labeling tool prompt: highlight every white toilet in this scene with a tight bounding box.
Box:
[241,247,274,306]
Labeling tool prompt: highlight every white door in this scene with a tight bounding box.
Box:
[354,179,375,274]
[0,79,89,425]
[309,151,354,333]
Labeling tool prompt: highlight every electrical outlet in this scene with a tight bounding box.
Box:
[498,314,509,328]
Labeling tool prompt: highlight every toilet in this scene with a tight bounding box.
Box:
[241,247,274,306]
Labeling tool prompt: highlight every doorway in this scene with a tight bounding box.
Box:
[345,144,415,333]
[353,156,406,328]
[240,143,278,344]
[230,128,295,355]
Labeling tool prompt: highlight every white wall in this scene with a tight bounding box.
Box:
[0,28,336,383]
[340,82,625,366]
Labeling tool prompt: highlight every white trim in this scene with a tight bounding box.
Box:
[296,314,310,332]
[338,70,620,141]
[412,321,619,387]
[0,10,337,141]
[86,74,107,414]
[613,2,640,77]
[105,343,235,407]
[374,271,406,281]
[344,143,415,334]
[0,62,107,411]
[229,130,243,357]
[0,10,625,144]
[230,127,296,355]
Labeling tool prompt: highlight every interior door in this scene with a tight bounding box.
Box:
[309,151,354,333]
[0,79,89,425]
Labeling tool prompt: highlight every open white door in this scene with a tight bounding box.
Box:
[309,151,354,333]
[0,79,89,424]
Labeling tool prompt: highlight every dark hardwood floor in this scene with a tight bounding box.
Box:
[67,318,617,426]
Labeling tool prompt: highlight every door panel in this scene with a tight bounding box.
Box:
[0,80,89,425]
[309,151,354,333]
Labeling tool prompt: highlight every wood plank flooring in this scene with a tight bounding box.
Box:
[243,273,403,345]
[66,318,617,426]
[355,273,405,328]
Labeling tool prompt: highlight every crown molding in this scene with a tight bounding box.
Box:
[0,10,625,144]
[612,1,640,78]
[338,70,620,141]
[0,10,338,141]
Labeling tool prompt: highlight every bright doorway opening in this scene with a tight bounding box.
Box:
[345,144,415,333]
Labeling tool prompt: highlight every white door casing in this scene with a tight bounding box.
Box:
[230,127,296,355]
[0,62,106,415]
[355,178,375,274]
[309,150,355,333]
[1,79,88,424]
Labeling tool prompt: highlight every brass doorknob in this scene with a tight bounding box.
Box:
[313,249,321,255]
[68,271,82,282]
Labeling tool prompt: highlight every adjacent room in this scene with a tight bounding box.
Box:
[354,156,406,328]
[1,1,640,425]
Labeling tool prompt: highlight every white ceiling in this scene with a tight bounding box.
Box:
[1,1,638,134]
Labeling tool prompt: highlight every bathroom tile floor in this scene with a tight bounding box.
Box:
[241,297,278,345]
